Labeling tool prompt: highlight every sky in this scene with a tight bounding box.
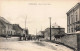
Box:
[0,0,80,35]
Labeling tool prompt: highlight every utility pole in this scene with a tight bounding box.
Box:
[36,29,37,40]
[25,16,27,40]
[41,26,42,31]
[49,17,51,41]
[25,16,27,30]
[36,29,37,36]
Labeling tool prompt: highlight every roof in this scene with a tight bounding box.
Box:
[0,16,11,28]
[52,23,63,28]
[66,2,80,14]
[0,16,10,24]
[13,24,23,31]
[37,31,44,35]
[0,20,6,28]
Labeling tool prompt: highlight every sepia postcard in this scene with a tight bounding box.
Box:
[0,0,80,51]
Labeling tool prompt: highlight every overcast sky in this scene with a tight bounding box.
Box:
[0,0,80,35]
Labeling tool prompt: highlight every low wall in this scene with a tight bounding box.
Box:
[55,34,78,50]
[61,34,77,50]
[77,34,80,51]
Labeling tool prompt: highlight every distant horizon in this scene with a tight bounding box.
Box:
[0,0,79,35]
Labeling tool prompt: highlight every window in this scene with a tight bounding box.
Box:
[8,31,10,34]
[69,16,70,24]
[11,31,12,34]
[75,12,77,22]
[14,32,15,34]
[68,26,70,33]
[69,29,70,33]
[71,15,73,23]
[7,31,8,34]
[71,28,73,32]
[76,15,77,21]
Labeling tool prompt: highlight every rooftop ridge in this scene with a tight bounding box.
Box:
[0,16,10,24]
[67,2,80,14]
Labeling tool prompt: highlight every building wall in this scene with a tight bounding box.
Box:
[44,28,65,40]
[0,27,5,35]
[13,24,23,36]
[0,20,6,35]
[0,17,25,36]
[67,4,80,33]
[61,34,77,50]
[55,34,77,50]
[77,34,80,51]
[5,24,15,35]
[0,17,15,35]
[55,34,80,51]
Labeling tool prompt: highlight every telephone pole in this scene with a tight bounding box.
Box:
[25,16,27,29]
[41,26,42,31]
[49,17,51,41]
[36,29,37,40]
[36,29,37,36]
[25,16,27,40]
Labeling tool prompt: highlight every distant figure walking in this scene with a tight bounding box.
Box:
[6,35,8,39]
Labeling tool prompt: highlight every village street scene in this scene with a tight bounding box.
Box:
[0,0,80,51]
